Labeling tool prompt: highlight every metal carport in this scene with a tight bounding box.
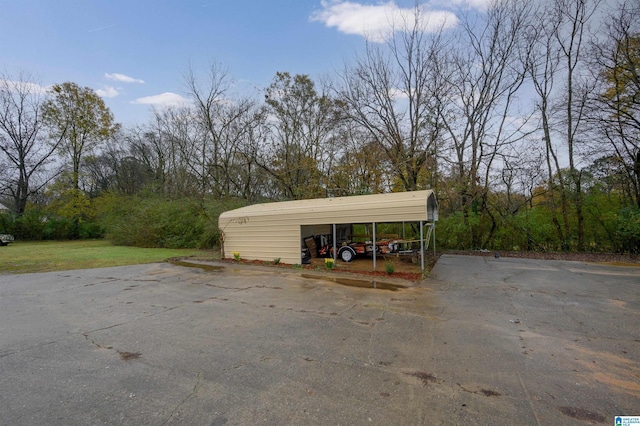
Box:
[218,190,438,273]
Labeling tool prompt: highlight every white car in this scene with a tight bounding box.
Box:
[0,234,14,246]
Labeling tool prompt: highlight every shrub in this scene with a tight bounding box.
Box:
[325,258,335,270]
[0,206,104,241]
[617,207,640,253]
[384,261,395,274]
[11,208,47,240]
[94,195,247,249]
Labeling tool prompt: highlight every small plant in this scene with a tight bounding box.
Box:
[384,261,395,274]
[273,257,281,265]
[232,251,241,261]
[292,263,302,269]
[325,258,335,270]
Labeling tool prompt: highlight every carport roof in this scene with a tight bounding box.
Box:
[219,190,438,225]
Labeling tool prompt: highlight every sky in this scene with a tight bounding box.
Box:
[0,0,487,126]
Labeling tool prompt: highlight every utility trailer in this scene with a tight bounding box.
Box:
[309,233,402,263]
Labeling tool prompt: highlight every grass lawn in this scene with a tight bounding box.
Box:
[0,240,218,274]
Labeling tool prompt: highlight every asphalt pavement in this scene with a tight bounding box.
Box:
[0,255,638,425]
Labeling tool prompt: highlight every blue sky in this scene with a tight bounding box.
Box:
[1,0,482,126]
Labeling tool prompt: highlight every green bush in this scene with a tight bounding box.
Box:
[436,211,478,249]
[13,208,47,239]
[617,207,640,253]
[384,261,395,274]
[0,211,15,235]
[95,194,247,249]
[42,216,73,240]
[0,206,105,241]
[78,221,104,239]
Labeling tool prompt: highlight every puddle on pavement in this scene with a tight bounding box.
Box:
[170,260,405,291]
[301,274,406,291]
[169,259,224,272]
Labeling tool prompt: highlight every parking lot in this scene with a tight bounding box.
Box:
[0,255,638,425]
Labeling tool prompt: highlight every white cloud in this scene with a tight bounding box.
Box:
[437,0,492,10]
[88,24,117,33]
[0,79,50,95]
[132,92,191,108]
[95,86,119,98]
[388,87,409,100]
[310,1,459,42]
[105,73,145,84]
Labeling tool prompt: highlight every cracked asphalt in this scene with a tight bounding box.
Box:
[0,255,638,425]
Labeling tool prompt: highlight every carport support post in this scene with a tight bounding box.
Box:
[372,222,377,271]
[420,221,425,274]
[332,224,337,263]
[433,223,436,256]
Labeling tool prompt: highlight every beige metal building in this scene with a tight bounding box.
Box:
[218,190,438,271]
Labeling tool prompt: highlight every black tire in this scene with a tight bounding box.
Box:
[339,247,355,262]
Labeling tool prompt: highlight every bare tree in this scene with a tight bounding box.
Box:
[525,0,570,248]
[436,0,532,248]
[588,0,640,207]
[82,129,155,197]
[493,142,546,249]
[151,106,201,198]
[339,5,446,193]
[126,124,170,193]
[219,102,269,201]
[0,72,60,215]
[184,63,230,197]
[525,0,602,250]
[555,0,602,251]
[184,63,270,200]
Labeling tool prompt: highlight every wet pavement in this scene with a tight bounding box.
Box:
[0,255,638,425]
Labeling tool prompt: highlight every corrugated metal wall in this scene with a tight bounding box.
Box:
[221,219,301,264]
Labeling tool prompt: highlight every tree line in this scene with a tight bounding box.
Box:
[1,0,638,252]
